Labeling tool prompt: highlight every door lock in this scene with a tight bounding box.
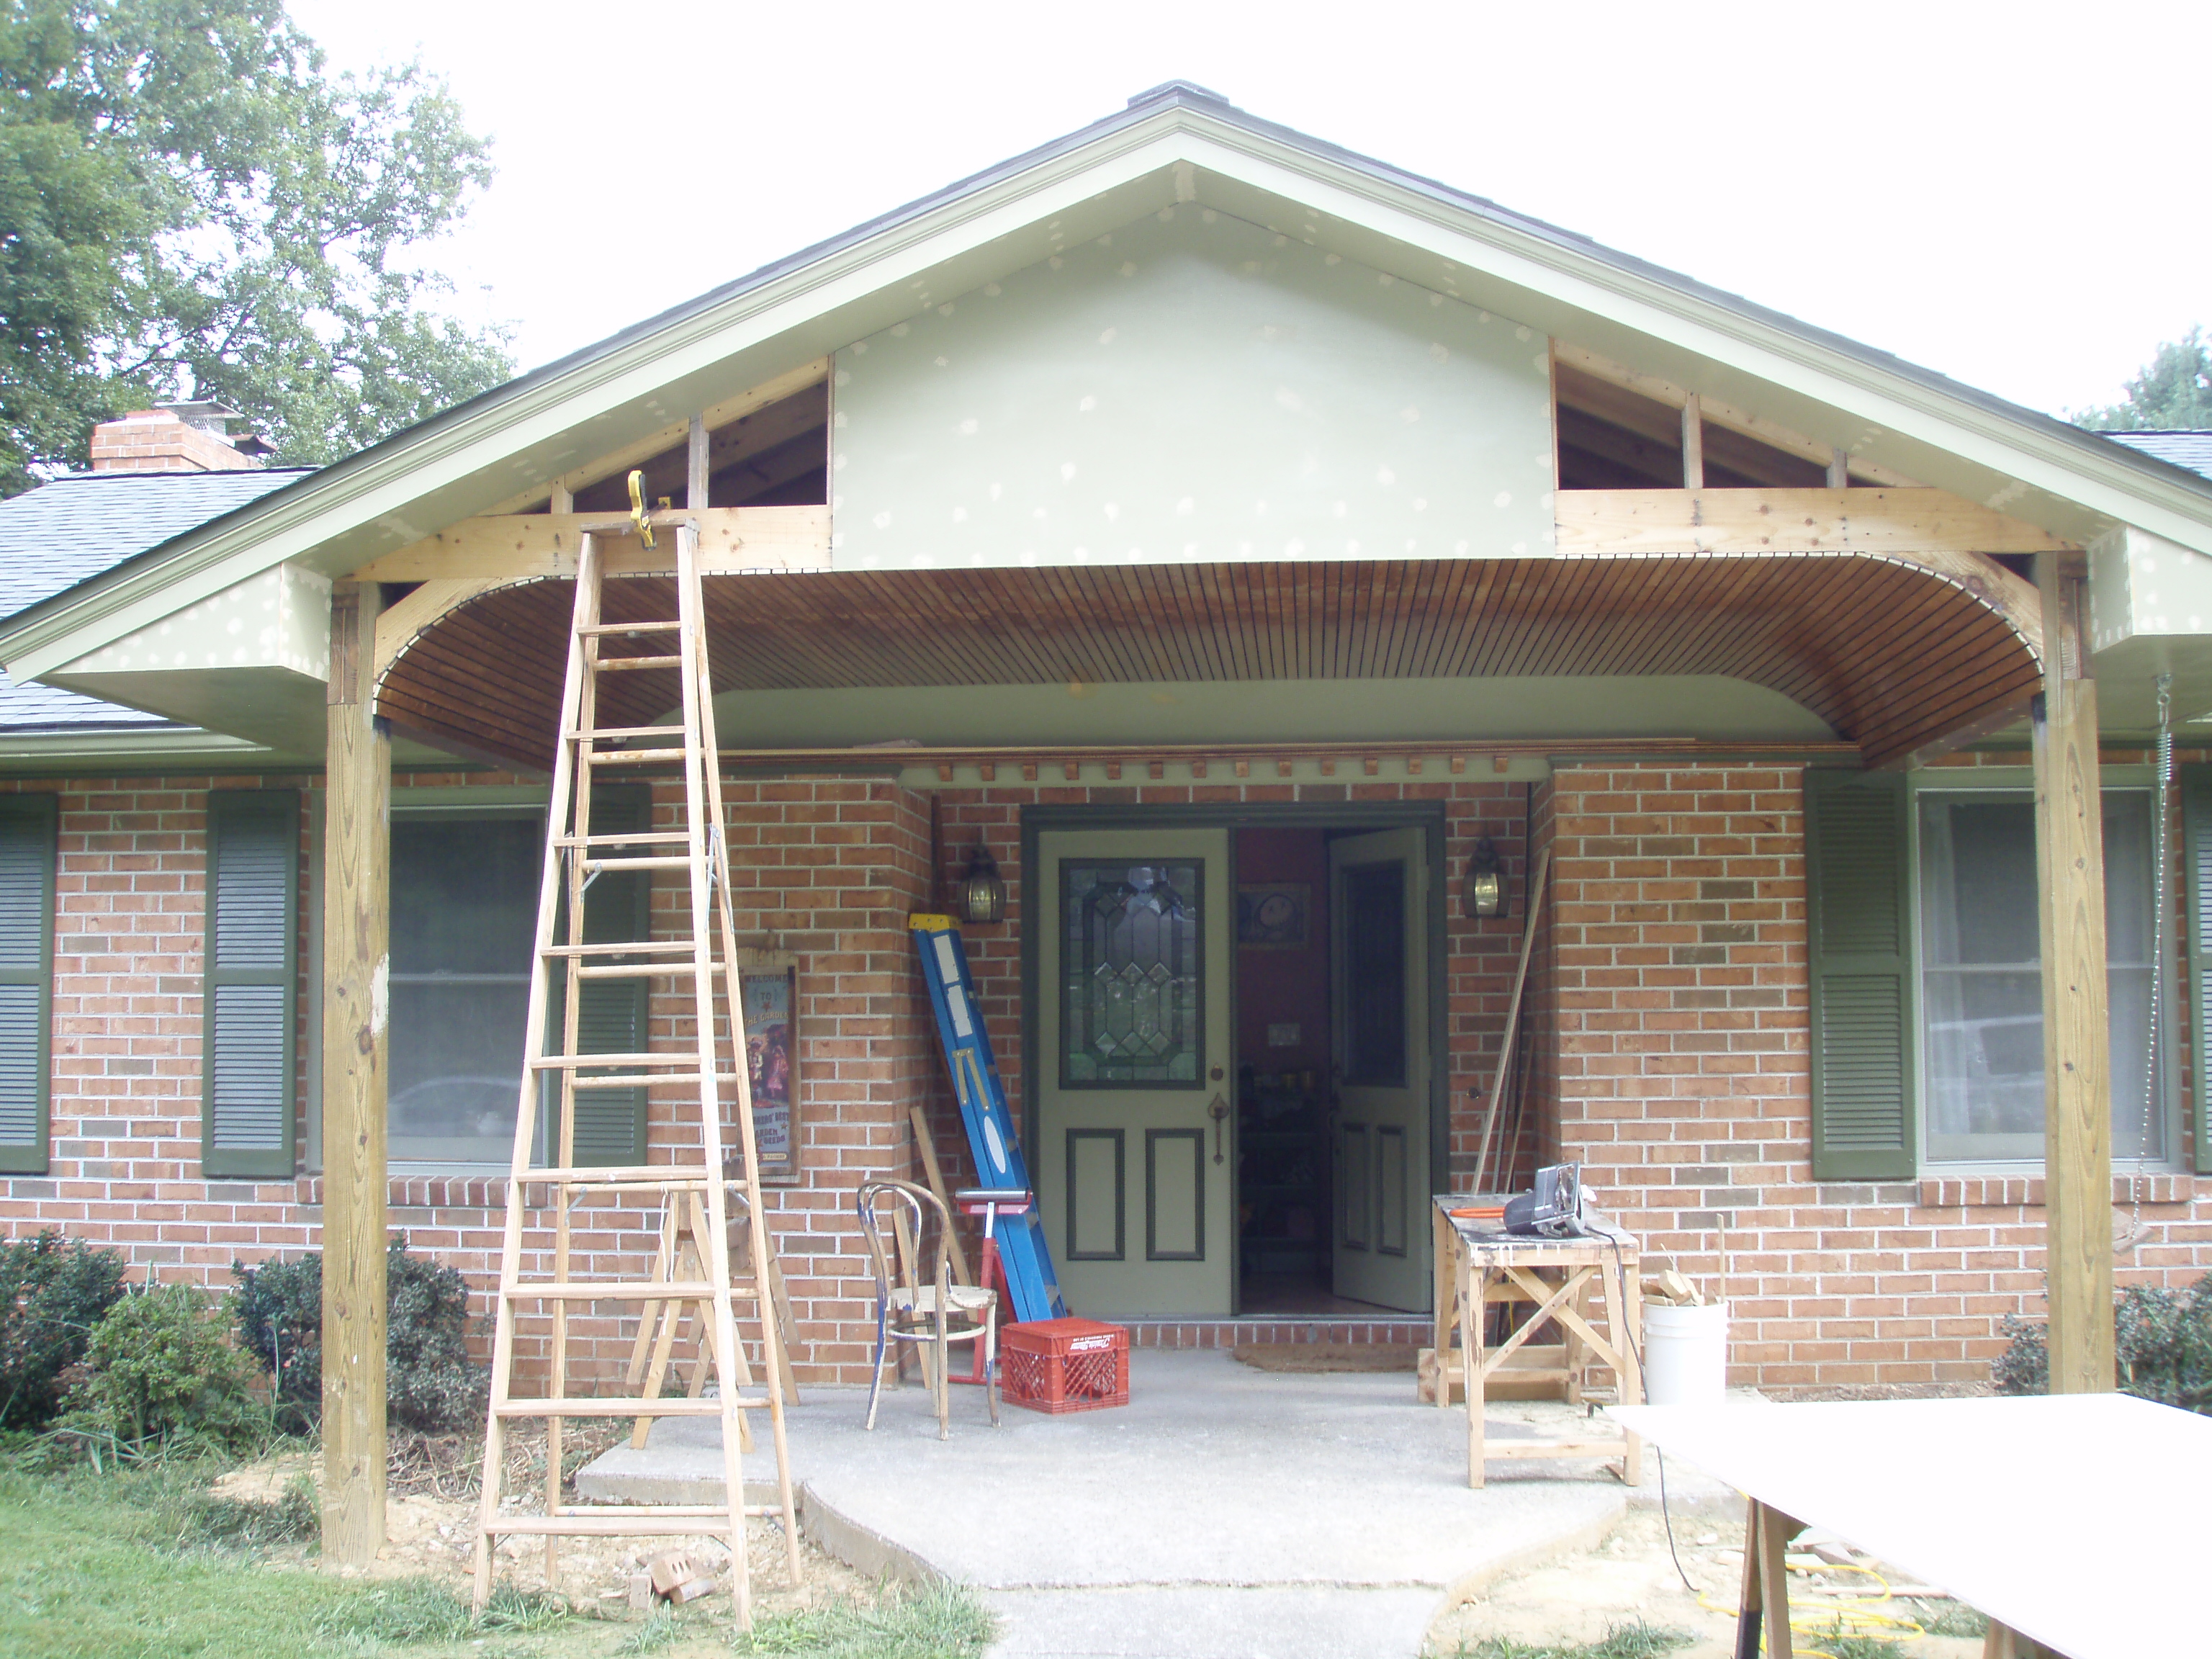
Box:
[1208,1094,1230,1164]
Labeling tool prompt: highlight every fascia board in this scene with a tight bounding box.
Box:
[0,728,272,762]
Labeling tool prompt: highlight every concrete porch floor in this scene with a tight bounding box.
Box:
[580,1349,1719,1658]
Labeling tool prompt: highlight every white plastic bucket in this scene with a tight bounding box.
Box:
[1642,1301,1729,1406]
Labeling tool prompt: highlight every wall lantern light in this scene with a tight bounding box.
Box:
[961,845,1009,925]
[1465,837,1505,919]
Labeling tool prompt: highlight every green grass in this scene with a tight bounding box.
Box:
[1445,1623,1695,1659]
[731,1584,997,1658]
[0,1451,997,1659]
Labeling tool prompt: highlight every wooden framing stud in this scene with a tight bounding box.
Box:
[1681,392,1704,489]
[1826,446,1851,490]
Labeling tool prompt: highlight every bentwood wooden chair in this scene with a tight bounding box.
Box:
[853,1177,999,1438]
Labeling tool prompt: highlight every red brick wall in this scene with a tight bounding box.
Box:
[1542,760,2212,1394]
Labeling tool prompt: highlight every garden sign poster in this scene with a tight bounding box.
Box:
[739,958,799,1183]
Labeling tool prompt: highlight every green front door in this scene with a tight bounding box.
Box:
[1036,827,1233,1317]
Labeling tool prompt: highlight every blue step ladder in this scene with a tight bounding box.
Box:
[909,914,1066,1323]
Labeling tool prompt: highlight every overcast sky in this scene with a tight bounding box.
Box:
[286,0,2205,421]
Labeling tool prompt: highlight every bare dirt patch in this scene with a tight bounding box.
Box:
[1426,1507,1990,1658]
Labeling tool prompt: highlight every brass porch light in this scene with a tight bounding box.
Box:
[961,845,1008,925]
[1465,837,1505,918]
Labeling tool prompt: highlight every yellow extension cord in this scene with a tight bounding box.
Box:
[1697,1559,1930,1656]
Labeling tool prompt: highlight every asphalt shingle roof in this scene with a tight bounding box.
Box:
[2103,431,2212,482]
[0,467,313,732]
[0,468,311,620]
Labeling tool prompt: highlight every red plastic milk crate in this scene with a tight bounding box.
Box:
[999,1317,1130,1414]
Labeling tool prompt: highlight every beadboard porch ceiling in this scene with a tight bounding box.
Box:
[375,554,2041,773]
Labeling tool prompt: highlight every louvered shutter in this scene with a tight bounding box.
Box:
[0,796,57,1174]
[202,791,299,1177]
[2183,766,2212,1174]
[556,786,652,1166]
[1806,770,1916,1179]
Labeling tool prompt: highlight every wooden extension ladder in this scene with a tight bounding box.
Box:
[472,515,800,1627]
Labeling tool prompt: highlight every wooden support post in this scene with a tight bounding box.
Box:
[1680,392,1704,489]
[322,580,391,1566]
[2032,552,2115,1393]
[687,415,710,511]
[1825,446,1851,489]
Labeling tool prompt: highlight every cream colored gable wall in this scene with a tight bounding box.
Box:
[63,562,329,678]
[830,207,1557,570]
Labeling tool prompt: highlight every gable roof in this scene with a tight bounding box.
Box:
[4,81,2211,684]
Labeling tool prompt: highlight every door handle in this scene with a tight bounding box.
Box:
[1208,1094,1230,1164]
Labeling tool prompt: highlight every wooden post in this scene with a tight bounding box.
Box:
[1680,392,1704,489]
[322,580,391,1565]
[2032,552,2115,1393]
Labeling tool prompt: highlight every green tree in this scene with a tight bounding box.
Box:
[1,0,512,495]
[2076,328,2212,431]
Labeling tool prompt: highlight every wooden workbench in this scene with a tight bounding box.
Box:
[1431,1195,1644,1488]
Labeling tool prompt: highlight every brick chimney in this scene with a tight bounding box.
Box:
[89,402,270,472]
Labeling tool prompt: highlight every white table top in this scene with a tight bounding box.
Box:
[1610,1394,2211,1659]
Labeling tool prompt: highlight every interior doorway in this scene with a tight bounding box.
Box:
[1235,822,1434,1317]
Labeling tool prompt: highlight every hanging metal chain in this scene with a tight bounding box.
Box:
[2128,671,2175,1249]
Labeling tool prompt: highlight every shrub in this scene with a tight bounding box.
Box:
[0,1231,128,1430]
[63,1282,263,1454]
[232,1240,487,1433]
[1993,1271,2212,1412]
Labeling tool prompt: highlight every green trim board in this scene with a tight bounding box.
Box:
[202,790,300,1179]
[0,795,58,1173]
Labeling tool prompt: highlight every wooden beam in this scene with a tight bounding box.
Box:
[480,359,830,516]
[1552,342,1922,488]
[1553,488,2076,558]
[1681,395,1704,490]
[350,505,830,582]
[687,415,709,511]
[322,580,391,1567]
[2033,552,2115,1394]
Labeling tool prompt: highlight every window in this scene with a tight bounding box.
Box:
[1059,860,1203,1087]
[385,787,649,1166]
[1915,789,2162,1164]
[0,796,56,1174]
[1806,769,2176,1181]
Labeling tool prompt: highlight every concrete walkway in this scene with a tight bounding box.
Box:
[580,1349,1661,1658]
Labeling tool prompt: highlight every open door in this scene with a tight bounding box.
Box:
[1037,828,1234,1317]
[1329,826,1431,1311]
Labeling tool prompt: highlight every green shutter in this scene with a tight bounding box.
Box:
[202,791,299,1178]
[2183,766,2212,1174]
[1806,770,1916,1179]
[552,785,652,1166]
[0,796,58,1174]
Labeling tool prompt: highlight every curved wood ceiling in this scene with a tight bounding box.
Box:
[377,556,2040,773]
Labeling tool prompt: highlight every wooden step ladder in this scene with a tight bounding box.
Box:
[472,509,800,1629]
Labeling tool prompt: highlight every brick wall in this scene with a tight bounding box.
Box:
[1541,759,2212,1394]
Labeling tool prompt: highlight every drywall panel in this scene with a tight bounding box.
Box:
[832,208,1555,570]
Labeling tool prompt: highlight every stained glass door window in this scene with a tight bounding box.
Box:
[1060,860,1205,1087]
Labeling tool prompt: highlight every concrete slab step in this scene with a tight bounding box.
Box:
[981,1586,1442,1659]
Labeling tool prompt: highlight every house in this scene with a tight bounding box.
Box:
[3,83,2210,1419]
